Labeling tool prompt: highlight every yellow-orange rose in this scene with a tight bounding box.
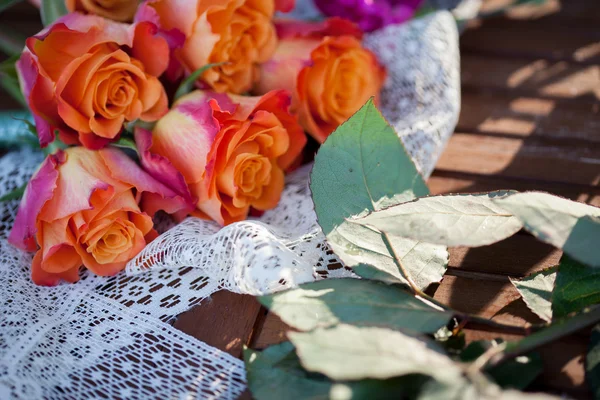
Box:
[8,147,192,286]
[141,0,279,94]
[17,14,169,149]
[255,18,386,143]
[28,0,138,21]
[141,89,306,225]
[67,0,139,22]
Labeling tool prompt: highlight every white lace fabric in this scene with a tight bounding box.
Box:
[0,10,462,400]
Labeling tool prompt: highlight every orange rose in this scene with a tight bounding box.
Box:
[17,14,169,149]
[66,0,139,22]
[8,147,192,286]
[28,0,138,21]
[254,18,386,143]
[140,0,281,94]
[140,89,306,225]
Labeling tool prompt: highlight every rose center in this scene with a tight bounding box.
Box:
[234,153,272,200]
[96,72,138,118]
[85,219,136,264]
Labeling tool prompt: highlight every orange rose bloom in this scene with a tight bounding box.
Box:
[142,90,306,225]
[66,0,139,22]
[28,0,138,21]
[17,14,169,149]
[8,147,192,286]
[142,0,279,94]
[254,18,386,143]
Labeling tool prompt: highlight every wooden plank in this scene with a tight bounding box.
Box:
[435,132,600,187]
[480,0,600,23]
[432,275,540,325]
[173,291,262,358]
[250,311,290,351]
[457,91,600,143]
[461,15,600,64]
[461,55,600,101]
[448,235,560,277]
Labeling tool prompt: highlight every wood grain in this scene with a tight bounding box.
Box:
[436,132,600,186]
[173,292,262,358]
[461,55,600,101]
[461,15,600,64]
[457,92,600,143]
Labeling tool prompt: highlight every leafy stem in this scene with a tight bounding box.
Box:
[381,231,534,336]
[173,62,228,101]
[487,305,600,369]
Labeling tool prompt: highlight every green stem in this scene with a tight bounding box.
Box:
[486,305,600,369]
[0,0,23,13]
[43,136,68,156]
[381,232,533,336]
[0,27,25,56]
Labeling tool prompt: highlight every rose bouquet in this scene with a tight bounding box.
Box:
[0,0,398,285]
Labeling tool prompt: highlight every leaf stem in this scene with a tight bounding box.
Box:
[381,232,533,336]
[486,305,600,369]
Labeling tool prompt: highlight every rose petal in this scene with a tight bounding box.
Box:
[151,91,220,183]
[132,21,170,77]
[134,128,195,202]
[100,146,192,216]
[16,51,58,147]
[251,164,285,210]
[39,148,115,222]
[31,250,80,286]
[275,0,295,12]
[275,17,363,40]
[8,151,65,251]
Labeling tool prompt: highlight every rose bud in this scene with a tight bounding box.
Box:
[28,0,139,22]
[139,0,291,94]
[143,89,306,225]
[8,147,192,286]
[17,13,169,149]
[254,18,386,143]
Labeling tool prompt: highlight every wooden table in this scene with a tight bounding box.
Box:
[1,1,599,398]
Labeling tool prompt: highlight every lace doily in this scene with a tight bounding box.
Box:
[0,10,461,400]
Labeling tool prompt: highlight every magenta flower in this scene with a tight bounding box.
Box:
[314,0,423,32]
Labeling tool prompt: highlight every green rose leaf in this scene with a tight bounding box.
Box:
[0,0,23,13]
[310,99,448,289]
[244,342,428,400]
[287,324,553,399]
[587,324,600,400]
[494,192,600,267]
[0,111,39,149]
[41,0,68,26]
[259,279,453,333]
[552,255,600,318]
[460,340,543,390]
[0,55,27,107]
[289,324,461,382]
[0,182,26,202]
[510,267,557,323]
[352,192,522,247]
